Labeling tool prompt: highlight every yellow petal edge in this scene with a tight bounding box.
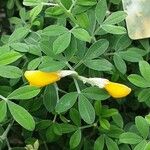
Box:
[104,82,131,98]
[24,71,60,87]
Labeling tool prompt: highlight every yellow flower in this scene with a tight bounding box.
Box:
[24,70,77,87]
[24,71,60,87]
[104,82,131,98]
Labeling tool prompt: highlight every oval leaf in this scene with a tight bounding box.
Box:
[7,85,41,100]
[69,129,81,149]
[55,92,78,114]
[8,101,35,131]
[0,65,22,78]
[78,94,95,124]
[53,32,71,54]
[0,101,7,122]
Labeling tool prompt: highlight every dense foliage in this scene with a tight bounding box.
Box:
[0,0,150,149]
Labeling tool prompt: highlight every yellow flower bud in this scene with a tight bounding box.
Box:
[24,71,60,87]
[104,82,131,98]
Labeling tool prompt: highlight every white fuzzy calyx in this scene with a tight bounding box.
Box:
[58,70,78,78]
[78,76,109,88]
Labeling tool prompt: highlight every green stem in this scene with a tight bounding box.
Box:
[55,0,79,25]
[0,121,14,141]
[42,2,58,6]
[58,89,67,94]
[6,138,12,150]
[0,95,8,102]
[69,0,77,12]
[94,25,102,35]
[54,83,59,103]
[80,123,96,129]
[73,78,81,94]
[66,62,81,93]
[74,60,84,69]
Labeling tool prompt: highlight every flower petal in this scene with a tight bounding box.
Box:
[104,82,131,98]
[24,71,60,87]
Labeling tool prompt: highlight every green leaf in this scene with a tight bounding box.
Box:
[113,54,127,74]
[103,11,127,25]
[145,142,150,150]
[10,43,29,52]
[145,114,150,124]
[101,108,118,118]
[135,116,149,139]
[0,51,22,66]
[53,32,71,54]
[8,101,35,131]
[64,36,77,60]
[76,13,90,29]
[138,89,150,102]
[0,65,22,78]
[43,85,57,112]
[0,101,7,122]
[100,118,110,130]
[78,94,95,124]
[59,123,77,133]
[28,57,41,70]
[114,34,132,51]
[55,92,78,114]
[28,44,42,56]
[112,113,124,128]
[128,74,150,88]
[69,108,81,126]
[7,0,14,9]
[94,135,104,150]
[39,59,65,72]
[139,61,150,81]
[106,125,124,139]
[30,4,43,22]
[9,27,30,43]
[118,51,143,62]
[71,28,91,42]
[102,25,126,35]
[85,39,109,60]
[82,87,110,101]
[43,25,68,36]
[105,136,119,150]
[23,0,48,6]
[134,140,147,150]
[95,0,107,24]
[119,132,143,144]
[45,6,64,16]
[69,129,81,149]
[84,59,113,71]
[7,85,41,100]
[77,0,97,6]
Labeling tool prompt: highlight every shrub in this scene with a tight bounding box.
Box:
[0,0,150,149]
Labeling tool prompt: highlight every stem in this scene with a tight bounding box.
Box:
[105,52,114,56]
[42,2,58,6]
[53,83,60,123]
[80,123,96,129]
[53,115,57,123]
[66,62,81,94]
[6,138,12,150]
[94,25,102,35]
[54,83,59,103]
[58,89,67,94]
[0,121,14,141]
[69,0,77,12]
[73,78,81,94]
[55,0,79,25]
[74,60,84,69]
[0,95,8,102]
